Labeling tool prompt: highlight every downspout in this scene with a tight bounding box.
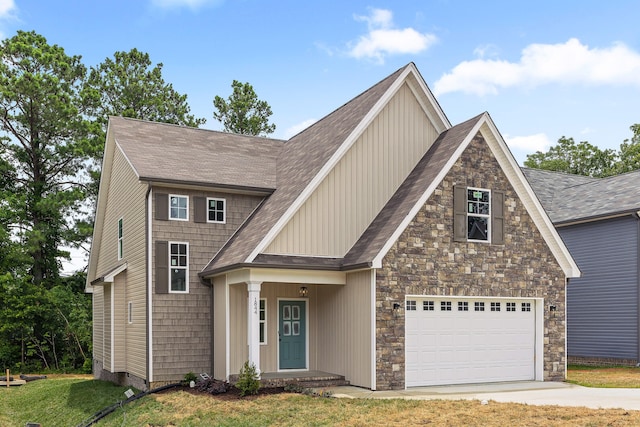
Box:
[145,184,153,386]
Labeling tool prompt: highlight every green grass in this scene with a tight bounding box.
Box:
[0,376,137,427]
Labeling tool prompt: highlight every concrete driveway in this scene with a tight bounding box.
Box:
[322,381,640,411]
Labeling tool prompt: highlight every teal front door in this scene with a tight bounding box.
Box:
[279,300,306,369]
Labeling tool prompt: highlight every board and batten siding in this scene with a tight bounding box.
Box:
[265,83,439,257]
[93,145,149,379]
[316,270,373,389]
[560,215,640,360]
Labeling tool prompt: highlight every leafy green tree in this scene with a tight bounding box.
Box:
[615,124,640,174]
[81,48,206,234]
[213,80,276,136]
[0,30,97,287]
[83,48,206,132]
[524,136,617,177]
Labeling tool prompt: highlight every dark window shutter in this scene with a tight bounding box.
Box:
[156,193,168,221]
[156,240,168,294]
[453,185,467,242]
[492,191,504,245]
[194,196,206,223]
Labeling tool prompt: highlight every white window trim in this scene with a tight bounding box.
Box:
[169,194,189,221]
[169,241,189,294]
[117,217,123,260]
[206,197,226,224]
[466,186,491,243]
[260,298,267,345]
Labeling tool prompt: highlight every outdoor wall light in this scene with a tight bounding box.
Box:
[393,303,401,311]
[549,305,557,312]
[299,286,309,297]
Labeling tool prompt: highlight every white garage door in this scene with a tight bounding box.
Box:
[406,297,536,387]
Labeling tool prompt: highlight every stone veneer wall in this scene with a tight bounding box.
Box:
[376,133,567,390]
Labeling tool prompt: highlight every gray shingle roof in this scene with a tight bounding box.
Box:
[201,64,411,275]
[343,114,484,267]
[110,117,284,191]
[523,167,640,224]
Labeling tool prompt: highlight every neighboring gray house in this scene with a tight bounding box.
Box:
[524,168,640,365]
[87,63,579,392]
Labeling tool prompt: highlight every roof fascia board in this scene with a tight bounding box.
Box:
[114,139,141,179]
[144,178,274,195]
[478,115,581,278]
[555,211,638,227]
[86,122,116,289]
[246,65,436,262]
[225,267,346,286]
[404,71,451,133]
[371,118,485,268]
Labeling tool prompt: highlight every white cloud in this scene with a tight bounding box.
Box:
[150,0,221,10]
[348,8,437,64]
[0,0,16,39]
[505,133,552,153]
[285,119,317,139]
[434,38,640,96]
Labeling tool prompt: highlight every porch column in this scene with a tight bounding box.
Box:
[246,281,262,376]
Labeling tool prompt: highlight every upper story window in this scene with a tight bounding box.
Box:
[467,188,490,241]
[170,242,188,293]
[169,195,188,221]
[207,198,226,223]
[117,217,123,260]
[454,185,503,244]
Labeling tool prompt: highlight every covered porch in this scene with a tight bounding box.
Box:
[208,267,376,390]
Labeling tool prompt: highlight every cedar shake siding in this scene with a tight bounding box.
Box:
[151,187,264,383]
[376,133,567,390]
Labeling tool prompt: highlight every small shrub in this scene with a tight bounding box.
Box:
[236,361,260,396]
[183,371,197,384]
[284,382,305,393]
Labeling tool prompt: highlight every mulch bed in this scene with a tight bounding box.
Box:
[159,379,287,401]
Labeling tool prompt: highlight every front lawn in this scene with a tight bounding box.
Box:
[2,367,640,426]
[567,364,640,388]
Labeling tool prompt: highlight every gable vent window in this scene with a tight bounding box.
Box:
[207,198,226,223]
[454,186,504,244]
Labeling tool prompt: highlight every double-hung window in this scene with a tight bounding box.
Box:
[454,186,504,244]
[169,195,188,221]
[259,299,267,344]
[169,242,188,293]
[207,198,226,223]
[467,188,490,241]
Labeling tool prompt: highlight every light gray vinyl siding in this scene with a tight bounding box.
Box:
[561,215,639,360]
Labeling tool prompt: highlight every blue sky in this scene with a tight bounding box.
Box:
[2,0,639,162]
[2,0,640,271]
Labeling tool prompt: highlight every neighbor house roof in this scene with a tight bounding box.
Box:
[109,116,285,191]
[523,168,640,224]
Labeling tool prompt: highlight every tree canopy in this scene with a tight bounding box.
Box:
[524,125,640,177]
[213,80,276,136]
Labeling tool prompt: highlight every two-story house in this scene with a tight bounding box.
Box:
[87,63,579,391]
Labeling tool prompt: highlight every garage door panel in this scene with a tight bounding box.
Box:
[406,297,536,387]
